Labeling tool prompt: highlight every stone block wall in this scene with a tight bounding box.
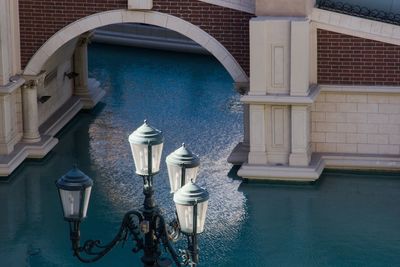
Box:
[317,29,400,86]
[311,91,400,155]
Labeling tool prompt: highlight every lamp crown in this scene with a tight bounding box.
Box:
[173,181,209,206]
[56,166,93,191]
[129,120,164,145]
[166,143,200,168]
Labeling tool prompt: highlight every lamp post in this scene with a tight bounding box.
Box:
[56,120,209,266]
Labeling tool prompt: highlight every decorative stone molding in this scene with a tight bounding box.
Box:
[22,74,45,91]
[128,0,153,10]
[312,8,400,46]
[242,84,321,105]
[199,0,255,14]
[77,31,94,47]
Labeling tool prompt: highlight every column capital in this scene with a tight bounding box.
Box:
[22,71,46,90]
[234,82,249,95]
[77,31,95,47]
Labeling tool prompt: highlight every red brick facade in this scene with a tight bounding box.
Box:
[19,0,252,75]
[153,0,252,75]
[318,29,400,86]
[19,0,127,68]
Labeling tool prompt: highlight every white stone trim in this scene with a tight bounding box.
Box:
[238,152,400,181]
[0,77,25,95]
[320,153,400,170]
[0,135,58,176]
[199,0,255,14]
[23,10,248,83]
[242,84,320,105]
[320,85,400,94]
[312,8,400,46]
[238,155,325,181]
[128,0,153,10]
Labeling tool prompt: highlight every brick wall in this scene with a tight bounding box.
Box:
[317,29,400,86]
[153,0,252,75]
[19,0,251,75]
[311,92,400,155]
[19,0,127,68]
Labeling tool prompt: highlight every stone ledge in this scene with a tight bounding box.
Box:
[238,155,325,182]
[237,152,400,182]
[0,76,25,95]
[39,96,83,136]
[0,135,58,176]
[320,85,400,94]
[242,84,320,105]
[0,96,84,177]
[312,8,400,46]
[320,152,400,170]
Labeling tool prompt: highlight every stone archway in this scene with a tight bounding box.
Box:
[23,9,249,84]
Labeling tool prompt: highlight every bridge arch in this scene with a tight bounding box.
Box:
[23,10,249,83]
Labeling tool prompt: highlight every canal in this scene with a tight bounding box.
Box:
[0,43,400,266]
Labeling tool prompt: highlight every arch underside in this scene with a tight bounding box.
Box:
[23,10,249,84]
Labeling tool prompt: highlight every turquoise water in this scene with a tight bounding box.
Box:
[0,44,400,266]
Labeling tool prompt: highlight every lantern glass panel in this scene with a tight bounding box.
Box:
[175,201,208,234]
[167,165,199,193]
[130,143,163,175]
[151,143,163,173]
[59,189,80,219]
[131,143,148,175]
[59,187,91,220]
[81,187,92,218]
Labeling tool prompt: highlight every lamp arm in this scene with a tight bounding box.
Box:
[69,210,145,263]
[154,214,200,267]
[155,214,183,266]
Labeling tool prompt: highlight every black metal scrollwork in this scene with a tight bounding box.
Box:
[316,0,400,26]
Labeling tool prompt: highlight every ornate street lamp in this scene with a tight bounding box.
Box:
[56,166,93,222]
[56,120,209,266]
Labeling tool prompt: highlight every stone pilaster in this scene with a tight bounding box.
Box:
[73,31,105,109]
[289,105,311,166]
[239,13,322,181]
[0,0,11,86]
[0,0,20,86]
[22,72,45,143]
[0,93,13,153]
[290,19,310,96]
[248,104,267,164]
[0,77,25,154]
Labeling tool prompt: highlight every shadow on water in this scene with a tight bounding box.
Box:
[227,165,400,267]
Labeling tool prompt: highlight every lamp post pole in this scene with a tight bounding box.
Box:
[56,120,209,266]
[141,175,160,267]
